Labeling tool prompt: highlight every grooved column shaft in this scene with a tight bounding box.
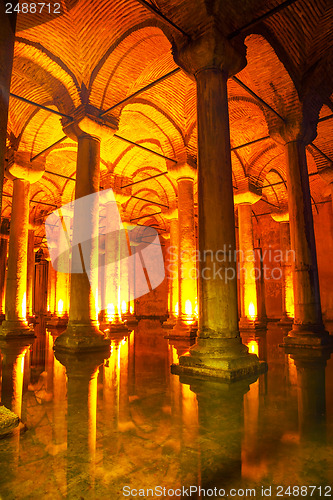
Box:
[5,178,30,322]
[238,204,257,320]
[196,68,238,337]
[177,177,196,320]
[68,135,100,326]
[285,140,322,327]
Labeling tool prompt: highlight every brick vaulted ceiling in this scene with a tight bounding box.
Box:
[5,0,333,249]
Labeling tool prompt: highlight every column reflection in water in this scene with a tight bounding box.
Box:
[241,333,269,481]
[175,373,258,494]
[0,338,31,492]
[54,350,107,497]
[291,349,332,488]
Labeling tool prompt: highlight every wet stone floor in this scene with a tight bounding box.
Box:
[0,319,333,499]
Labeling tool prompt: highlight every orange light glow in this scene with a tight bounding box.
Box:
[175,302,179,316]
[107,303,115,322]
[246,340,259,357]
[95,288,100,320]
[121,300,127,315]
[130,305,134,315]
[248,302,256,320]
[22,292,26,319]
[185,299,192,316]
[57,299,64,316]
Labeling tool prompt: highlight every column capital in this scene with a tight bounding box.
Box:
[172,26,246,79]
[234,179,261,205]
[168,161,197,181]
[271,210,289,223]
[62,104,118,142]
[163,207,178,221]
[5,150,45,184]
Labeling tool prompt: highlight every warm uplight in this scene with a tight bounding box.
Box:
[22,292,26,319]
[130,305,134,315]
[95,288,100,320]
[175,302,179,316]
[57,299,64,316]
[194,299,198,318]
[248,302,256,320]
[246,340,259,357]
[121,300,127,315]
[185,299,192,316]
[107,303,115,322]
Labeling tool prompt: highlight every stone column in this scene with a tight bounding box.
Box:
[26,229,35,319]
[168,164,197,337]
[272,128,330,346]
[0,6,16,216]
[0,219,9,319]
[163,209,179,328]
[272,213,294,324]
[55,134,110,352]
[47,261,57,316]
[171,29,265,379]
[54,214,70,320]
[0,151,44,337]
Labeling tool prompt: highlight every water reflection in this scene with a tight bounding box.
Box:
[0,323,332,498]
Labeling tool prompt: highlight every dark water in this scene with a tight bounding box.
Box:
[0,320,332,499]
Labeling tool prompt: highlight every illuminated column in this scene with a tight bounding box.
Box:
[54,214,70,318]
[0,219,9,319]
[170,163,197,337]
[163,209,179,328]
[34,256,48,315]
[171,29,265,379]
[0,5,16,216]
[47,262,57,315]
[271,127,330,346]
[26,229,35,319]
[272,212,294,324]
[0,151,44,337]
[55,134,110,352]
[102,199,129,332]
[235,183,263,330]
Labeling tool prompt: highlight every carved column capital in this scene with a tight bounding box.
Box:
[172,26,246,79]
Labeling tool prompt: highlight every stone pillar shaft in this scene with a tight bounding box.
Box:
[4,179,30,326]
[196,68,238,337]
[238,204,257,322]
[68,135,100,327]
[0,234,8,316]
[279,221,294,320]
[26,229,34,317]
[177,177,196,322]
[285,140,323,329]
[169,218,179,317]
[0,7,16,216]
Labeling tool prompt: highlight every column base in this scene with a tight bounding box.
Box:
[280,323,333,349]
[54,321,110,353]
[0,320,35,339]
[124,314,138,326]
[171,336,267,382]
[279,315,294,326]
[165,319,197,340]
[99,320,129,333]
[162,315,177,329]
[46,316,69,329]
[239,317,267,332]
